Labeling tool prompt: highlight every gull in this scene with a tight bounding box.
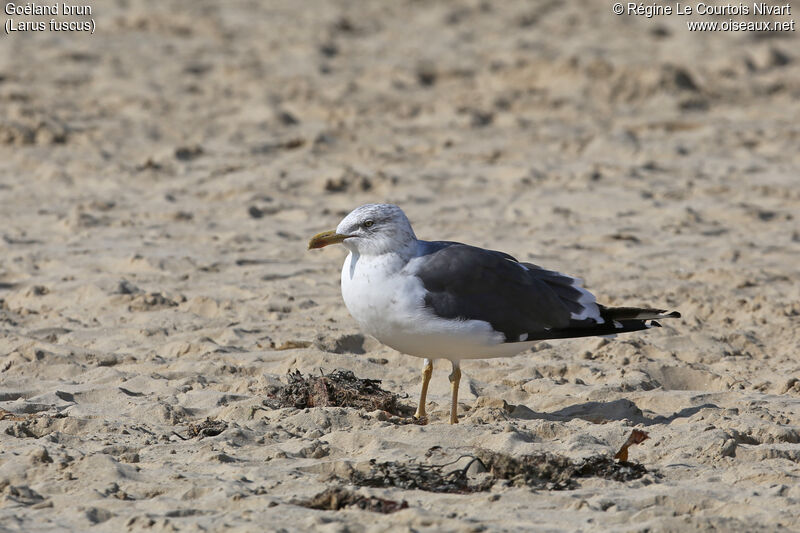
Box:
[308,204,680,424]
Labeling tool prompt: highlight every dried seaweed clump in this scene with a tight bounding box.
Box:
[477,451,647,491]
[351,457,486,494]
[189,418,228,439]
[573,455,648,483]
[265,369,400,415]
[297,487,408,514]
[346,450,648,494]
[476,451,577,490]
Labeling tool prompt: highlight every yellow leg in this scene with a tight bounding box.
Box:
[449,361,461,424]
[414,358,433,419]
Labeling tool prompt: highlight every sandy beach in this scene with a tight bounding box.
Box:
[1,1,799,530]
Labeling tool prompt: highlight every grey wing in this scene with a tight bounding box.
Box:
[410,242,602,343]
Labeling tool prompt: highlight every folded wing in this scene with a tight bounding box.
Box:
[410,241,679,343]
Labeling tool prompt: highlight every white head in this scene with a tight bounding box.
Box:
[308,203,417,256]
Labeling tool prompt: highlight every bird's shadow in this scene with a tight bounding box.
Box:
[509,398,719,426]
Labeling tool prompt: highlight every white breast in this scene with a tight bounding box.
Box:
[340,251,419,341]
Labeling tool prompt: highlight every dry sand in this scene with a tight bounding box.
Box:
[1,1,799,531]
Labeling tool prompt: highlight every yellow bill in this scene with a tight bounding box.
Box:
[308,230,349,249]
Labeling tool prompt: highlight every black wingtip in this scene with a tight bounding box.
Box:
[665,311,681,319]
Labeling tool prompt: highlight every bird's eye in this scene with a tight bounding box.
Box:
[363,220,374,228]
